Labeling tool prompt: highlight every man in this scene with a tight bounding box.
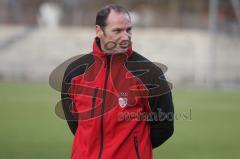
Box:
[61,4,174,159]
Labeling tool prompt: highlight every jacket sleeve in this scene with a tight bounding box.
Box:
[60,54,94,135]
[147,66,174,149]
[61,71,78,135]
[148,90,174,148]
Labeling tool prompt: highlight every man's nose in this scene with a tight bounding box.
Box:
[121,31,131,41]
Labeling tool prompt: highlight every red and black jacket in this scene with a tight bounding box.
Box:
[61,38,174,159]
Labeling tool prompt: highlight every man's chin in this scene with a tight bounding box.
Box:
[104,48,128,54]
[113,48,128,54]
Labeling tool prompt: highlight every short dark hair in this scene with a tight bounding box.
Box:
[96,4,130,29]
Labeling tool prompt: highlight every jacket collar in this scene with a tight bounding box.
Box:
[92,37,132,59]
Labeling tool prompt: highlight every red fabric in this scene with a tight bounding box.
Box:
[69,38,152,159]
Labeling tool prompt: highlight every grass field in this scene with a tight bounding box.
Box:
[0,82,240,159]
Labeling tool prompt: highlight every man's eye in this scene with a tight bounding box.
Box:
[114,30,121,33]
[127,29,132,33]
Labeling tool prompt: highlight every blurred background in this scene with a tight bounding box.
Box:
[0,0,239,159]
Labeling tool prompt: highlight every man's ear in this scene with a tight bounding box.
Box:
[96,25,104,38]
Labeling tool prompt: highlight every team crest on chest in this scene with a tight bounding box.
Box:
[119,97,127,108]
[118,92,128,108]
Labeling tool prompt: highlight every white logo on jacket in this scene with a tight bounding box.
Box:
[119,97,127,108]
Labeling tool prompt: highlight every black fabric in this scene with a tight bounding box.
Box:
[61,53,94,135]
[126,51,174,149]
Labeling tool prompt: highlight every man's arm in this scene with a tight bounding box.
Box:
[60,53,94,135]
[148,91,174,148]
[61,73,78,135]
[147,62,174,148]
[125,51,174,148]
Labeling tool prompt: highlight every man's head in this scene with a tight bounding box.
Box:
[96,4,132,54]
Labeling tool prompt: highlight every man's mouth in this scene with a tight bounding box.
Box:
[119,41,130,48]
[119,45,129,49]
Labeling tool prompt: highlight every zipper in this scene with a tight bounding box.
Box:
[90,87,98,118]
[134,136,141,159]
[98,54,111,159]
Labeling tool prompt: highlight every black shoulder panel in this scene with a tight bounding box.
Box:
[61,53,94,135]
[126,51,174,148]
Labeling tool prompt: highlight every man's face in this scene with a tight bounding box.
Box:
[96,10,132,54]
